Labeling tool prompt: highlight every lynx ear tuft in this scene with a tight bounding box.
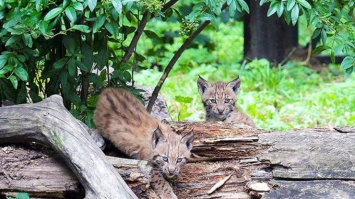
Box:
[152,127,166,149]
[197,76,211,96]
[181,131,194,151]
[227,77,241,94]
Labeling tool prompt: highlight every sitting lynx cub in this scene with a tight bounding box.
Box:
[94,88,194,198]
[197,76,255,127]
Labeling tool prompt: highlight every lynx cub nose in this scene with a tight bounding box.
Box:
[168,165,177,174]
[217,106,225,114]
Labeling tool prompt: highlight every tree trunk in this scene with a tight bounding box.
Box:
[1,96,354,198]
[244,0,298,64]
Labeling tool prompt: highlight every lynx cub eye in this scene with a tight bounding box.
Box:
[162,156,169,162]
[176,158,183,163]
[210,99,216,103]
[224,99,231,103]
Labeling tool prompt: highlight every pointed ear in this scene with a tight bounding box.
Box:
[152,127,166,149]
[181,131,194,151]
[197,76,210,96]
[227,77,241,94]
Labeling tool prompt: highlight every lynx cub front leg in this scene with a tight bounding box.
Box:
[151,169,178,199]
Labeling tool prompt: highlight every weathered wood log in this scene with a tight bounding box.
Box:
[1,95,355,198]
[0,95,137,199]
[0,145,157,198]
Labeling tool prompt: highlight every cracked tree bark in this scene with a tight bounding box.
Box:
[1,96,354,198]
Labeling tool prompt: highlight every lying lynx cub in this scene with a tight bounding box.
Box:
[94,88,194,198]
[197,76,255,127]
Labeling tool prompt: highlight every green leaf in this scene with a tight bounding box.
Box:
[287,0,296,11]
[312,45,330,54]
[345,67,354,78]
[320,29,327,44]
[112,0,122,14]
[144,30,161,41]
[68,93,81,106]
[0,54,8,69]
[297,0,311,9]
[68,57,76,76]
[120,26,136,35]
[341,56,354,69]
[72,2,84,11]
[38,20,51,35]
[237,0,249,13]
[88,0,97,11]
[199,13,214,21]
[65,6,77,23]
[104,21,119,38]
[16,55,26,63]
[211,15,219,30]
[259,0,268,6]
[111,70,121,79]
[228,0,236,17]
[60,71,69,95]
[97,47,109,70]
[312,28,321,39]
[22,33,33,48]
[44,7,63,21]
[72,25,91,33]
[277,2,284,17]
[14,67,28,81]
[5,36,19,47]
[93,15,106,33]
[81,43,93,72]
[0,65,13,75]
[3,18,19,29]
[54,58,68,69]
[267,2,278,17]
[9,26,26,35]
[89,73,104,87]
[291,4,299,25]
[9,75,18,89]
[284,9,291,24]
[63,37,76,54]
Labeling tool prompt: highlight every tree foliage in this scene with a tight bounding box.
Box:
[0,0,353,126]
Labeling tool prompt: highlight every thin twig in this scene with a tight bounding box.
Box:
[121,0,178,64]
[146,21,210,112]
[207,172,234,195]
[146,3,228,113]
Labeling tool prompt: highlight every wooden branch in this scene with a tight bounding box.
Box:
[0,95,137,199]
[146,3,228,113]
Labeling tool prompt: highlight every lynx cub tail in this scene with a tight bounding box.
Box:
[93,88,194,178]
[197,76,255,127]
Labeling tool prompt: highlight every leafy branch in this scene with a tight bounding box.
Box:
[146,3,229,113]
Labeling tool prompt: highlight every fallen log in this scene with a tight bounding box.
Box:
[1,96,355,198]
[0,145,157,198]
[0,95,137,199]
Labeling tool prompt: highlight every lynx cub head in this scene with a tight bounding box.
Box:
[152,126,194,178]
[197,76,241,121]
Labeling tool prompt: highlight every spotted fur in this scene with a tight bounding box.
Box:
[93,88,194,176]
[197,76,255,127]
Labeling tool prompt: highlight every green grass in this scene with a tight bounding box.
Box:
[134,20,355,130]
[134,62,355,130]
